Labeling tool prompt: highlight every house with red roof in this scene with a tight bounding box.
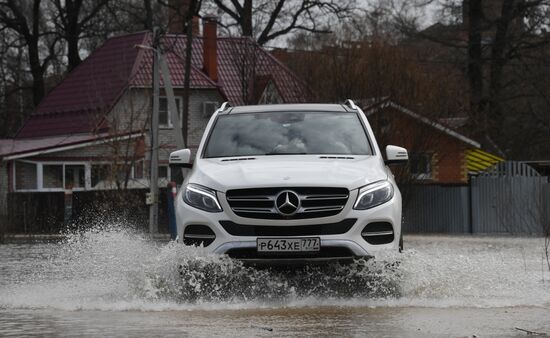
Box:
[363,99,503,184]
[0,18,313,217]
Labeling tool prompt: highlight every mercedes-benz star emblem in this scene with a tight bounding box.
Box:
[275,190,301,216]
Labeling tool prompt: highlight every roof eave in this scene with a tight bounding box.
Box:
[365,100,481,148]
[1,132,144,161]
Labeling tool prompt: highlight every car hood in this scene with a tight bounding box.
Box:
[189,155,387,192]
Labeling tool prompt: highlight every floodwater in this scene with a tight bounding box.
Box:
[1,226,549,337]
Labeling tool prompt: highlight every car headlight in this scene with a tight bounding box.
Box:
[182,183,222,212]
[353,180,394,210]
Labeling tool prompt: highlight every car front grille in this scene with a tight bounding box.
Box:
[219,219,356,236]
[225,187,349,219]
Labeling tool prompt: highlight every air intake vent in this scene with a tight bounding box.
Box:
[319,156,355,160]
[221,157,256,162]
[226,187,349,219]
[183,224,215,247]
[226,246,355,259]
[361,222,394,245]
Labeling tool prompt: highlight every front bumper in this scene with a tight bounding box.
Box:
[175,188,402,263]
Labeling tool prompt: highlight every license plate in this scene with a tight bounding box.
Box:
[257,237,320,252]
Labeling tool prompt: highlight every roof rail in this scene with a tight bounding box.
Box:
[219,101,232,111]
[344,99,358,110]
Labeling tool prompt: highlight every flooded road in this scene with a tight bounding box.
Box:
[1,228,549,337]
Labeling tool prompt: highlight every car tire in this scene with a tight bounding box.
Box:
[399,233,403,253]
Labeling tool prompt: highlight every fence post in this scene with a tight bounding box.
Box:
[167,182,178,240]
[64,189,73,225]
[468,175,474,234]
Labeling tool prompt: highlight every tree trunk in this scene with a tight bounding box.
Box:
[67,30,82,71]
[65,0,83,71]
[27,35,45,106]
[181,0,197,146]
[488,0,515,128]
[144,0,153,30]
[242,0,253,36]
[467,0,484,131]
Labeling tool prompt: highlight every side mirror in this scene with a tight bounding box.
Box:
[169,149,192,169]
[385,145,408,165]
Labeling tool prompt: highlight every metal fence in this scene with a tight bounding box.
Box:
[402,185,470,233]
[404,162,549,235]
[543,183,550,232]
[471,176,547,235]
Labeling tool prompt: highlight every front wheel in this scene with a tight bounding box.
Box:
[399,233,403,253]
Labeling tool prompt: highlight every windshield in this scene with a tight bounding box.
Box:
[203,111,372,158]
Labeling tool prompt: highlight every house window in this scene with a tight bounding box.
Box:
[258,81,282,104]
[12,160,153,191]
[202,101,219,118]
[43,164,63,189]
[409,153,432,180]
[158,165,169,179]
[91,164,111,188]
[113,163,132,182]
[15,161,37,190]
[170,166,183,183]
[134,160,144,179]
[64,165,85,189]
[14,161,92,191]
[159,97,182,128]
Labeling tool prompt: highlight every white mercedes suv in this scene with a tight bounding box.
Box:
[169,100,408,264]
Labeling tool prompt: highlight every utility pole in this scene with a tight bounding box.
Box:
[138,27,185,234]
[148,27,160,234]
[181,0,197,147]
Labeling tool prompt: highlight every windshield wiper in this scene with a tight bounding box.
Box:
[264,152,307,155]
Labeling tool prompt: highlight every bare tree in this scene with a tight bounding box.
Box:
[0,0,60,105]
[207,0,355,45]
[97,87,151,191]
[52,0,110,71]
[394,0,550,156]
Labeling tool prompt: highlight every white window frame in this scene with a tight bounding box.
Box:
[13,160,90,192]
[41,162,89,191]
[409,153,433,180]
[12,159,39,192]
[158,164,170,180]
[159,96,183,129]
[89,161,143,190]
[132,159,145,179]
[12,159,148,192]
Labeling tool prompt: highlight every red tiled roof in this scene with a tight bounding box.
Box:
[130,34,313,104]
[129,34,218,88]
[16,32,313,139]
[210,37,313,105]
[17,32,146,139]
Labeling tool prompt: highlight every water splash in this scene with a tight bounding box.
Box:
[0,224,549,311]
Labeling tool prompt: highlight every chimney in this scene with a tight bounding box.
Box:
[202,16,218,82]
[192,16,200,36]
[168,0,200,35]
